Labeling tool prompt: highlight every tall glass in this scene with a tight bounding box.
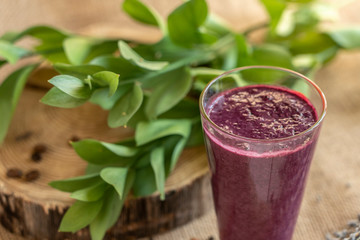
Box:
[199,66,326,240]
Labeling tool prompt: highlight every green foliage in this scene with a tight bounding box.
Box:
[119,41,168,70]
[92,71,119,96]
[100,167,133,199]
[0,64,37,143]
[0,0,359,239]
[0,40,30,64]
[327,28,360,49]
[40,87,88,108]
[167,0,208,48]
[108,82,143,127]
[71,139,138,165]
[70,181,108,202]
[48,75,92,99]
[49,173,101,192]
[145,66,192,119]
[59,199,103,233]
[122,0,165,32]
[150,146,166,200]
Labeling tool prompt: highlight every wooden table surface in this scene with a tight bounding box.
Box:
[1,0,360,239]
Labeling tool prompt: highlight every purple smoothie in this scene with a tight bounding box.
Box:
[202,85,320,240]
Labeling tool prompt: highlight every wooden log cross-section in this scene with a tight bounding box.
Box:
[0,66,212,239]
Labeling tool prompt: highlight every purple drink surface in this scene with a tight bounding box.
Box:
[203,85,319,240]
[207,85,317,139]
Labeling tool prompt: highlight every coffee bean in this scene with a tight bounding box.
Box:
[31,152,42,162]
[24,170,40,182]
[6,168,23,178]
[33,144,47,154]
[70,136,80,142]
[15,131,33,141]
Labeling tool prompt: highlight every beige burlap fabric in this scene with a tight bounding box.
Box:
[1,1,360,239]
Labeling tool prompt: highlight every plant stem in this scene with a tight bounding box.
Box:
[243,22,269,36]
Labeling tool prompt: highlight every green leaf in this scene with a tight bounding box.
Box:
[164,135,189,173]
[108,82,143,128]
[294,5,319,30]
[54,63,106,80]
[0,64,37,143]
[23,25,67,41]
[59,199,103,233]
[119,41,168,70]
[145,67,192,119]
[0,25,67,43]
[72,139,138,165]
[122,0,161,26]
[135,119,192,146]
[90,56,147,79]
[186,120,204,147]
[84,41,118,62]
[126,96,148,128]
[133,165,157,197]
[134,154,150,169]
[289,31,336,54]
[100,167,133,199]
[0,26,69,64]
[0,40,30,64]
[41,87,87,108]
[260,0,286,34]
[167,0,208,48]
[49,173,101,192]
[0,60,6,68]
[70,181,108,202]
[0,32,22,42]
[89,87,123,110]
[92,71,119,96]
[253,44,293,68]
[64,37,95,65]
[203,14,231,37]
[48,75,91,99]
[89,172,134,240]
[327,28,360,49]
[159,98,199,120]
[150,146,166,200]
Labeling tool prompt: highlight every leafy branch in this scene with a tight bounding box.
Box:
[1,0,360,239]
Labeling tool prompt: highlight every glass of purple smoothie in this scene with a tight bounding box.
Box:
[199,66,326,240]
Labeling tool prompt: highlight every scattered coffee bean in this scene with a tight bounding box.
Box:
[70,136,80,142]
[24,170,40,182]
[208,236,215,240]
[6,168,23,178]
[33,144,47,154]
[30,144,47,162]
[31,152,42,162]
[15,131,33,141]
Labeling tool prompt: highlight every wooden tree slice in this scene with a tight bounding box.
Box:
[0,74,212,238]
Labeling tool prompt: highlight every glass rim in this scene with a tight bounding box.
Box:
[199,65,327,143]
